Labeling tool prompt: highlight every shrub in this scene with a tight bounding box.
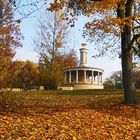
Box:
[44,79,57,90]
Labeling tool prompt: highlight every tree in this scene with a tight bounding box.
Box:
[38,49,78,89]
[5,61,24,89]
[104,71,122,89]
[105,69,140,89]
[63,49,78,69]
[1,59,40,90]
[103,78,115,89]
[134,70,140,88]
[0,0,22,89]
[110,71,122,89]
[49,0,140,104]
[35,10,78,89]
[10,60,40,89]
[0,0,44,90]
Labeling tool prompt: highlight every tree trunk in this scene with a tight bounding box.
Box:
[121,30,137,104]
[0,0,2,18]
[120,0,137,104]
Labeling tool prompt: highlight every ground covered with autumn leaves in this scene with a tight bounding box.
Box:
[0,90,140,140]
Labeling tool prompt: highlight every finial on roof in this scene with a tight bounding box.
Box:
[79,40,88,67]
[81,39,87,48]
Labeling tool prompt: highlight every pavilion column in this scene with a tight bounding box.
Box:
[76,70,78,83]
[94,75,96,83]
[99,73,101,84]
[84,70,86,83]
[92,70,94,84]
[101,73,102,84]
[69,71,71,84]
[97,72,100,84]
[64,72,66,83]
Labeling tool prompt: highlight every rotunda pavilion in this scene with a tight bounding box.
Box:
[62,42,104,90]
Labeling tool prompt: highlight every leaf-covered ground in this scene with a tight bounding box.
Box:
[0,90,140,140]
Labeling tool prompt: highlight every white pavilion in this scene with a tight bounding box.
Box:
[62,42,104,90]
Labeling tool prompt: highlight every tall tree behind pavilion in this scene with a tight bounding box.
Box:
[34,10,76,89]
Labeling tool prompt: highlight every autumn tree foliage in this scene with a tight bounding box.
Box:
[35,10,78,89]
[49,0,140,104]
[104,69,140,89]
[63,49,78,69]
[104,71,122,89]
[0,0,22,89]
[38,49,78,89]
[0,0,43,90]
[10,61,40,89]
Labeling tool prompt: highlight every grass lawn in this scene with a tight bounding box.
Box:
[0,90,140,139]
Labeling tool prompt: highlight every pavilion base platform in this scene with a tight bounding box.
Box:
[59,84,104,90]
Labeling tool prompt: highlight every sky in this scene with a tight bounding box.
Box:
[14,1,121,81]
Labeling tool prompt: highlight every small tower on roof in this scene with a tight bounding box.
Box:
[79,42,88,67]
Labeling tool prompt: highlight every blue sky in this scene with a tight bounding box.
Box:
[14,1,121,80]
